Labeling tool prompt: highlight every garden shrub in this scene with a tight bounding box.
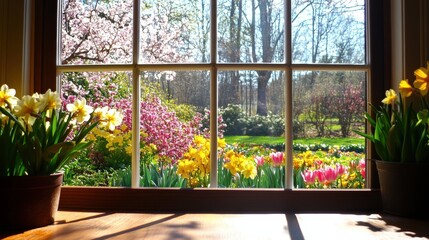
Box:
[220,104,246,135]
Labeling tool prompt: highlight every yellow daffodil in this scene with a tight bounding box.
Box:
[101,108,123,131]
[39,89,62,117]
[66,98,94,123]
[0,84,18,108]
[93,106,108,120]
[217,138,226,148]
[14,95,41,125]
[398,79,413,98]
[381,89,397,105]
[413,61,429,96]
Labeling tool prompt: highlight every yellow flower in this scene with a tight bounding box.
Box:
[101,108,123,131]
[381,89,397,105]
[39,89,61,117]
[177,159,195,179]
[14,95,41,125]
[398,79,413,98]
[66,98,94,123]
[93,106,108,120]
[413,61,429,96]
[241,160,257,179]
[217,138,226,149]
[0,84,18,108]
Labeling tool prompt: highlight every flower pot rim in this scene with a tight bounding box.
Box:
[369,159,429,165]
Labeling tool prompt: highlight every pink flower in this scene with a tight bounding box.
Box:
[269,152,284,166]
[314,169,325,183]
[357,159,366,179]
[301,170,316,185]
[315,166,339,185]
[254,156,265,166]
[336,163,346,175]
[324,166,338,183]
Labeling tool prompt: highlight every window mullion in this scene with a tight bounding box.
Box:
[131,0,141,188]
[210,0,218,188]
[285,0,293,189]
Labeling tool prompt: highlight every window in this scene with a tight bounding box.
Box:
[56,0,372,190]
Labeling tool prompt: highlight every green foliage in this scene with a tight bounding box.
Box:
[1,106,98,176]
[220,104,246,135]
[62,157,116,186]
[0,117,25,176]
[355,100,429,163]
[110,163,187,188]
[224,136,365,153]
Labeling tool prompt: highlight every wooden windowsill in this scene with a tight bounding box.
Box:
[59,187,381,213]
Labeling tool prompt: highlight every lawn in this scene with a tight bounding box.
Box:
[224,135,365,146]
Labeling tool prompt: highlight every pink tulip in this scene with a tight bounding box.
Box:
[301,170,316,185]
[269,152,284,166]
[324,166,338,183]
[254,156,265,166]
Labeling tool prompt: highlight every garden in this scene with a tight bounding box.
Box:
[60,73,366,189]
[59,0,367,189]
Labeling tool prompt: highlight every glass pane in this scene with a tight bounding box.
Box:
[60,71,133,186]
[218,70,286,188]
[138,71,210,187]
[61,0,133,65]
[291,0,366,64]
[217,0,285,63]
[140,0,211,63]
[292,70,366,189]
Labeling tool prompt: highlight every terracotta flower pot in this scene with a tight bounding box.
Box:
[0,173,63,230]
[376,161,429,218]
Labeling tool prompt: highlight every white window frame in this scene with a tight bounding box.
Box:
[56,0,371,189]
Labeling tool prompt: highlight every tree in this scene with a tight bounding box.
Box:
[251,0,284,116]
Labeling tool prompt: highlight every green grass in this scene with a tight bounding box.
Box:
[224,135,364,146]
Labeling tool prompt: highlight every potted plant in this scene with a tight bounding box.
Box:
[355,61,429,218]
[0,84,122,230]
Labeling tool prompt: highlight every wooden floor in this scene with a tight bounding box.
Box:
[1,210,429,240]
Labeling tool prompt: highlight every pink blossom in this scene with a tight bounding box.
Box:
[336,163,346,175]
[357,159,366,179]
[324,166,338,183]
[301,170,316,185]
[254,156,265,166]
[269,152,284,166]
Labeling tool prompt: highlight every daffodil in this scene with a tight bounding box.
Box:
[355,61,429,163]
[398,79,413,98]
[101,108,123,131]
[381,89,397,105]
[413,61,429,96]
[14,95,41,126]
[39,89,62,117]
[66,98,94,123]
[0,84,18,108]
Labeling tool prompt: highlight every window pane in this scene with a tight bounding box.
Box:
[140,0,211,63]
[61,0,133,65]
[292,70,366,188]
[60,71,133,186]
[218,70,286,188]
[217,0,285,63]
[291,0,366,64]
[139,71,211,187]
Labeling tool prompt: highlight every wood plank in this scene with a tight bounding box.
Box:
[1,211,428,240]
[59,187,381,212]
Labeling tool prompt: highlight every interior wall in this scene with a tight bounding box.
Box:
[0,0,25,96]
[391,0,429,87]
